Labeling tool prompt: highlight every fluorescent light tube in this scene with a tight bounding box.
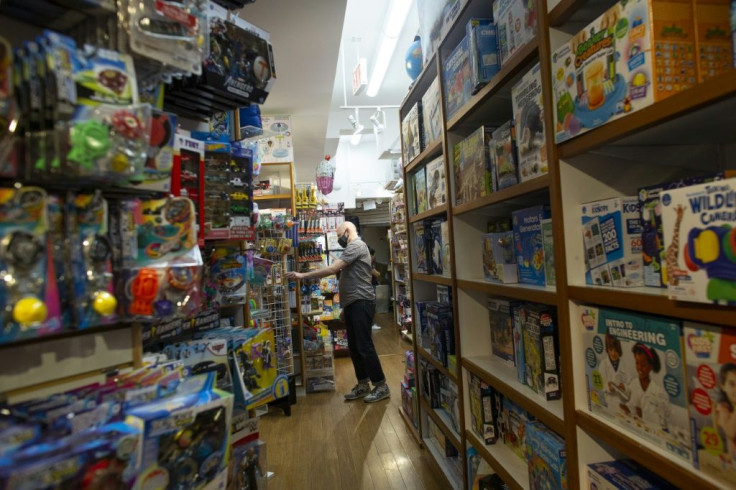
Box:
[366,0,413,97]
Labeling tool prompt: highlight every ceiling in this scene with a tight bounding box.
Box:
[240,0,420,182]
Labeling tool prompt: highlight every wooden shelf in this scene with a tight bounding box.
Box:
[568,285,736,327]
[576,410,722,490]
[410,202,449,223]
[254,193,292,200]
[558,71,736,158]
[423,436,463,490]
[465,430,528,490]
[547,0,613,34]
[0,321,133,350]
[420,396,462,450]
[413,273,453,286]
[400,52,438,111]
[398,406,423,447]
[452,174,550,216]
[418,346,458,384]
[446,38,539,132]
[405,139,444,174]
[463,355,565,436]
[457,279,558,305]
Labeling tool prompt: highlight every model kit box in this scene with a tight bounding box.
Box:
[413,221,429,274]
[580,306,692,463]
[552,0,697,144]
[661,178,736,304]
[586,459,678,489]
[417,0,470,63]
[454,126,493,206]
[468,372,499,445]
[512,63,548,183]
[402,102,422,165]
[422,77,443,148]
[443,35,473,121]
[526,421,567,490]
[482,231,518,284]
[414,166,428,214]
[694,0,733,82]
[489,121,519,191]
[426,156,447,209]
[523,304,560,400]
[493,0,538,66]
[488,297,516,366]
[467,19,500,93]
[683,322,736,487]
[581,197,643,287]
[541,219,556,287]
[512,205,550,286]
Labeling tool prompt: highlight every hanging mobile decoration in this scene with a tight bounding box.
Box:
[315,155,335,195]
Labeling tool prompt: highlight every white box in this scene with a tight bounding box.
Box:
[511,62,548,182]
[493,0,537,66]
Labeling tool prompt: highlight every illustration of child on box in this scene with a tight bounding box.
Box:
[598,331,630,411]
[620,343,671,431]
[716,363,736,465]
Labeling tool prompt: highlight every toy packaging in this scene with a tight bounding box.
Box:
[439,373,461,432]
[580,306,692,463]
[162,338,233,393]
[496,392,535,460]
[468,372,499,445]
[428,219,445,275]
[204,244,247,307]
[259,115,293,164]
[232,327,288,410]
[482,231,518,284]
[443,35,473,121]
[131,110,177,193]
[453,126,493,206]
[467,19,501,93]
[512,302,527,384]
[512,204,550,286]
[426,156,447,209]
[522,304,560,400]
[426,302,454,367]
[525,421,567,490]
[417,0,470,63]
[493,0,538,66]
[413,221,429,274]
[489,121,519,191]
[581,197,643,287]
[172,134,206,245]
[660,178,736,304]
[422,77,443,148]
[683,322,736,486]
[694,0,733,82]
[539,219,556,288]
[552,0,697,143]
[586,459,678,489]
[488,298,516,365]
[402,102,422,165]
[511,63,548,183]
[414,165,428,214]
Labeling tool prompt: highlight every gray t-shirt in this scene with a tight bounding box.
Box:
[338,238,375,308]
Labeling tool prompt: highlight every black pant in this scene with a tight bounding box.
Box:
[344,299,385,384]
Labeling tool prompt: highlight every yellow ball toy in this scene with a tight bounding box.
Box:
[92,291,118,316]
[13,297,47,328]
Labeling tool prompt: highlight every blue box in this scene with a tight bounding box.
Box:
[512,205,550,286]
[466,19,500,93]
[442,35,472,120]
[587,460,677,489]
[526,421,567,490]
[487,297,516,366]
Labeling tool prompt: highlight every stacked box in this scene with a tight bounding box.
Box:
[426,156,446,209]
[581,197,643,287]
[443,35,473,121]
[494,0,537,66]
[587,460,678,489]
[427,302,454,367]
[489,121,519,191]
[488,297,516,366]
[467,18,500,93]
[413,221,429,274]
[422,78,443,147]
[482,231,518,284]
[453,126,493,206]
[526,421,567,490]
[523,304,560,400]
[695,0,733,82]
[428,219,445,275]
[511,62,548,183]
[684,322,736,487]
[541,219,556,287]
[414,166,428,214]
[402,102,422,165]
[468,372,499,445]
[512,302,527,385]
[580,306,692,464]
[512,205,550,286]
[661,178,736,304]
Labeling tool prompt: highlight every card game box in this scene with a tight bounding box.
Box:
[422,77,443,148]
[488,297,516,366]
[493,0,538,66]
[454,126,493,206]
[512,205,550,286]
[511,63,548,183]
[443,35,473,121]
[426,156,447,209]
[402,102,423,166]
[489,121,519,191]
[467,18,500,93]
[482,231,518,284]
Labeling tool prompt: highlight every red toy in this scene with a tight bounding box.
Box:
[130,268,159,315]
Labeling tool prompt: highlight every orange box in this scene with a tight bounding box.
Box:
[652,0,698,96]
[693,0,733,82]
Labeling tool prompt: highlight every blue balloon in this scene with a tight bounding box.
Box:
[405,36,423,81]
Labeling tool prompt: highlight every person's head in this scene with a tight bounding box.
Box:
[632,343,660,380]
[605,331,622,362]
[336,221,357,247]
[719,363,736,406]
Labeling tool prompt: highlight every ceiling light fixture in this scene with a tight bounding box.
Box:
[348,109,364,145]
[366,0,414,97]
[369,108,385,133]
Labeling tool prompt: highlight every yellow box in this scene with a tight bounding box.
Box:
[694,0,733,82]
[652,0,698,95]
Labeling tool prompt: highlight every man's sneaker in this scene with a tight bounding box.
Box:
[344,383,371,400]
[371,324,381,330]
[364,384,390,403]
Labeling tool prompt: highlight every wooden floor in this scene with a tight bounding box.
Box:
[260,312,447,490]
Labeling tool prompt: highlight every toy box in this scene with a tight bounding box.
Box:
[581,197,643,287]
[489,121,519,191]
[426,156,447,209]
[417,0,470,63]
[228,439,267,490]
[580,306,692,463]
[684,323,736,486]
[512,205,550,286]
[427,302,454,367]
[541,219,556,287]
[429,219,445,275]
[467,19,501,93]
[496,392,535,460]
[526,421,567,490]
[488,297,516,365]
[231,327,289,410]
[402,102,422,165]
[552,0,697,143]
[523,304,560,400]
[131,110,177,193]
[422,77,443,148]
[695,0,733,82]
[660,178,736,304]
[482,231,518,284]
[172,134,206,246]
[512,302,527,384]
[441,221,451,275]
[443,35,473,121]
[493,0,538,66]
[468,372,499,445]
[413,221,429,274]
[439,373,461,432]
[454,126,493,206]
[414,166,428,214]
[587,459,678,489]
[512,63,548,183]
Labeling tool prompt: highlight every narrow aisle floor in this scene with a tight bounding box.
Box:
[259,312,447,490]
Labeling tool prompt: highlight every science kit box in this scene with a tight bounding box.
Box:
[586,459,677,489]
[488,297,516,366]
[581,197,643,287]
[523,304,560,400]
[426,156,447,209]
[454,126,493,206]
[494,0,538,66]
[466,18,500,93]
[661,178,736,304]
[525,421,567,490]
[422,77,443,148]
[512,204,550,286]
[489,121,519,191]
[481,231,518,284]
[512,63,548,183]
[552,0,697,143]
[402,102,423,165]
[683,322,736,487]
[443,35,473,121]
[694,0,733,82]
[580,305,692,464]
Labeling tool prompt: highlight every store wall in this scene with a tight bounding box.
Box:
[361,226,391,265]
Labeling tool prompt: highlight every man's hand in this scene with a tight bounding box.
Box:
[286,271,303,280]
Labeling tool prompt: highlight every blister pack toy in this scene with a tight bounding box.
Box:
[172,134,206,245]
[204,243,247,307]
[130,109,177,192]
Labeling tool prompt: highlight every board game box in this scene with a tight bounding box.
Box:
[496,392,535,461]
[661,178,736,305]
[541,219,556,287]
[580,306,692,463]
[481,231,518,284]
[426,156,447,209]
[427,302,454,367]
[511,62,548,183]
[413,221,429,274]
[443,35,473,121]
[493,0,537,66]
[512,205,550,286]
[466,18,500,93]
[414,166,428,214]
[586,459,678,489]
[488,297,516,366]
[453,126,493,206]
[695,0,733,82]
[512,302,527,385]
[417,0,470,63]
[422,77,443,148]
[468,372,499,445]
[526,421,567,490]
[683,322,736,487]
[489,121,519,191]
[523,304,560,400]
[581,197,643,287]
[402,102,422,166]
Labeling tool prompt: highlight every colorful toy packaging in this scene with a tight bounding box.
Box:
[482,231,518,283]
[402,102,422,165]
[468,372,499,445]
[551,0,697,143]
[443,35,473,121]
[683,322,736,487]
[131,110,177,192]
[496,392,535,460]
[525,421,567,490]
[493,0,538,66]
[586,459,678,489]
[511,62,548,183]
[422,78,443,148]
[661,178,736,304]
[427,302,454,367]
[426,156,446,209]
[694,0,733,82]
[428,219,445,275]
[580,306,692,463]
[231,327,288,410]
[512,204,550,286]
[581,197,643,287]
[488,297,516,365]
[489,121,519,191]
[172,134,206,245]
[467,19,500,93]
[541,219,556,287]
[414,165,428,214]
[522,304,560,400]
[204,243,247,307]
[413,221,429,274]
[512,302,527,384]
[454,126,493,206]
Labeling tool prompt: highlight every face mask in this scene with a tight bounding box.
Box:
[338,231,349,248]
